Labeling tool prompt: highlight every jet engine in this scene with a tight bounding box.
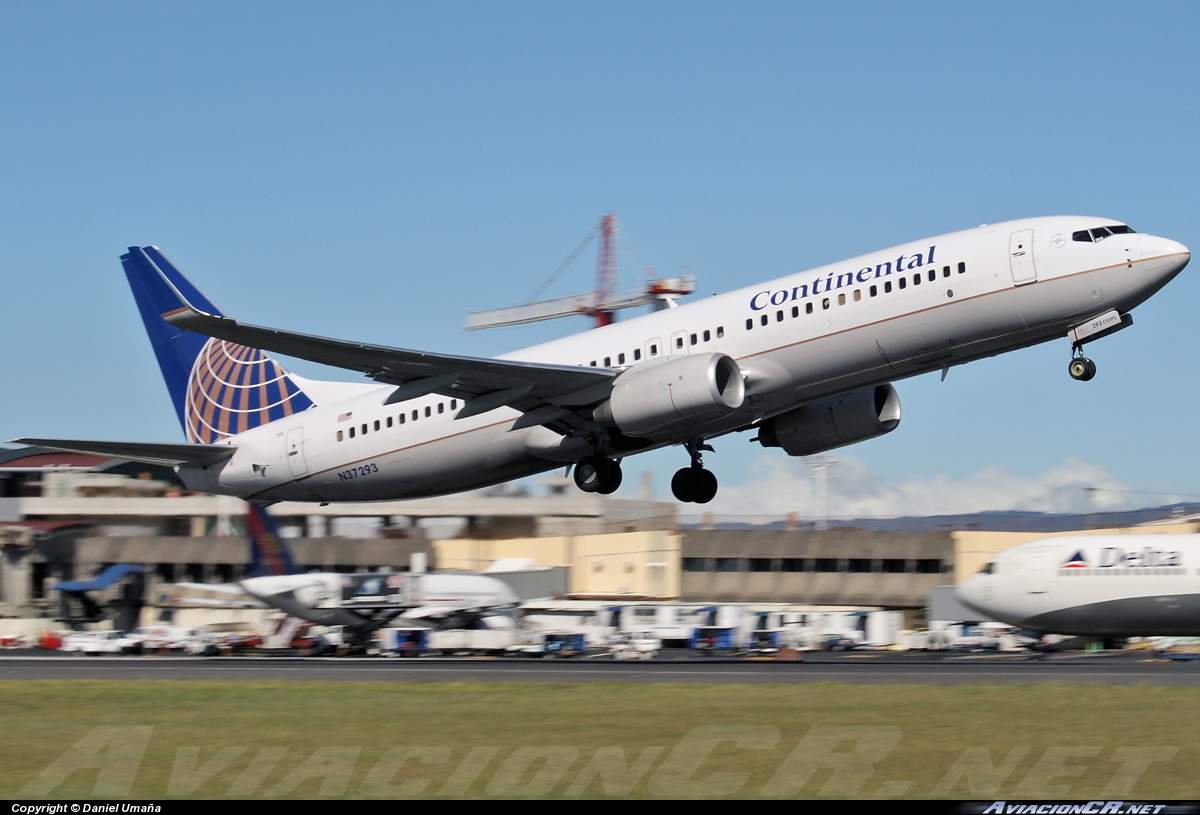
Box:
[758,384,901,456]
[593,352,746,437]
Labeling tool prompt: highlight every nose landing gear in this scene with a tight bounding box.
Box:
[671,439,719,504]
[1068,347,1096,382]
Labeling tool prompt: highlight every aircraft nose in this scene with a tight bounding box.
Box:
[1141,235,1190,278]
[954,578,979,610]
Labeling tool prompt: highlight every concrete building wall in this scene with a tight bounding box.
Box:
[434,531,681,598]
[680,529,954,607]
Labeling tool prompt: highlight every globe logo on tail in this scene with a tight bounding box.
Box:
[184,339,314,444]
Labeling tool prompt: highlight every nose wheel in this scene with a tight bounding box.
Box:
[671,439,719,504]
[573,455,622,495]
[1068,351,1096,382]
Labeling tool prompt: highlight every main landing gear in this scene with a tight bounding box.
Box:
[1068,347,1097,382]
[573,455,623,495]
[671,440,719,504]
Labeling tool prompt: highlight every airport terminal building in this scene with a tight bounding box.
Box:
[3,446,1198,625]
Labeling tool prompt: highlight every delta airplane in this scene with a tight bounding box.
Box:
[180,503,518,647]
[13,216,1189,504]
[956,535,1200,637]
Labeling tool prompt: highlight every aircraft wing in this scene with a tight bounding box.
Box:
[7,439,236,467]
[400,603,514,621]
[137,247,616,417]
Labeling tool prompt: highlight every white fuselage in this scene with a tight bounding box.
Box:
[239,572,518,629]
[956,535,1200,636]
[176,216,1189,502]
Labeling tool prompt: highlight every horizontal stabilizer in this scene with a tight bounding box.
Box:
[55,564,146,593]
[9,438,236,467]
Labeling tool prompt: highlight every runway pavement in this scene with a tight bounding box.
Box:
[3,649,1200,685]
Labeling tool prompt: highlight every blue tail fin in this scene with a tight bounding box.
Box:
[121,246,314,443]
[245,503,301,577]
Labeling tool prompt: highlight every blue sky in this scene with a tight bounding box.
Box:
[2,3,1198,517]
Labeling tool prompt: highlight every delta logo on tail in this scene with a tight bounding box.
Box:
[1060,550,1090,569]
[246,503,300,577]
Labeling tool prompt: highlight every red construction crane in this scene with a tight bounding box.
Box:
[464,214,694,330]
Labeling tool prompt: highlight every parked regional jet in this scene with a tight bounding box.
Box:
[955,535,1200,636]
[14,217,1189,504]
[179,503,519,647]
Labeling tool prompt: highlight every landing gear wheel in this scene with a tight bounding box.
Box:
[595,458,623,495]
[671,468,696,502]
[574,456,603,493]
[1068,357,1096,381]
[690,468,718,504]
[573,456,622,494]
[671,467,718,503]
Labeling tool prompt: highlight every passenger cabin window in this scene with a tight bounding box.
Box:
[676,336,684,349]
[957,262,966,274]
[943,265,950,278]
[822,297,830,309]
[349,427,356,438]
[399,414,405,424]
[806,302,813,314]
[634,349,641,361]
[760,314,768,326]
[745,319,753,330]
[703,330,710,342]
[337,430,344,441]
[884,281,892,293]
[386,416,393,428]
[438,403,444,414]
[791,305,799,318]
[690,333,698,345]
[837,293,845,305]
[650,344,658,355]
[604,356,611,366]
[374,420,380,431]
[618,352,625,365]
[425,406,431,418]
[898,278,906,290]
[717,326,724,338]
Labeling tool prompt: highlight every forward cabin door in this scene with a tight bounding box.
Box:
[1009,229,1038,285]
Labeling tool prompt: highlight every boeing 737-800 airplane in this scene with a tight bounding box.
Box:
[956,535,1200,636]
[14,216,1189,504]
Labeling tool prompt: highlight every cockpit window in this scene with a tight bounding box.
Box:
[1074,224,1135,243]
[976,561,995,575]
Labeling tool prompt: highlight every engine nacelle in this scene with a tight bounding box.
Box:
[593,353,746,437]
[759,384,901,456]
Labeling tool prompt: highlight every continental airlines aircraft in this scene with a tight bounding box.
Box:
[14,216,1190,504]
[955,535,1200,636]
